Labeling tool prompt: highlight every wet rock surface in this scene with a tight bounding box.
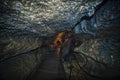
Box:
[0,0,120,80]
[0,0,103,35]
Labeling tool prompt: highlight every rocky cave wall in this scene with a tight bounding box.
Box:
[0,0,120,80]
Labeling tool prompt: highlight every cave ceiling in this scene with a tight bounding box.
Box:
[0,0,104,35]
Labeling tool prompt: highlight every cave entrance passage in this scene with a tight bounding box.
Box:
[28,31,80,80]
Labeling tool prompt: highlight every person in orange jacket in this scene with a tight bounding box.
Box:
[51,31,72,56]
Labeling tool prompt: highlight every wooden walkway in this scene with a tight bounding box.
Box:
[28,53,66,80]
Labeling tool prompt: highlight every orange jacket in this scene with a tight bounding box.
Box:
[54,32,65,45]
[51,31,72,49]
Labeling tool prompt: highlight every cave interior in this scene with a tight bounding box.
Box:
[0,0,120,80]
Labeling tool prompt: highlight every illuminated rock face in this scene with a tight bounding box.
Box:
[74,0,120,64]
[0,0,103,35]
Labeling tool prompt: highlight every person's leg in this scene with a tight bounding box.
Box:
[56,47,61,57]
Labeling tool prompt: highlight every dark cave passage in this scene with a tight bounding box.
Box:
[0,0,120,80]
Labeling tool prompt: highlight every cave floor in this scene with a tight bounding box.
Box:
[27,53,66,80]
